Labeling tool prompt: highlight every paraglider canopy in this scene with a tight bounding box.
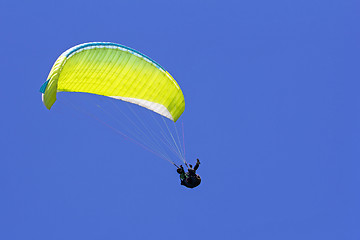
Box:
[40,42,185,122]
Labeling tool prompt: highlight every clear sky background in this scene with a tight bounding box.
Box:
[1,0,359,239]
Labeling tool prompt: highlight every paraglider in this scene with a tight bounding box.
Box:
[177,159,201,188]
[40,42,201,188]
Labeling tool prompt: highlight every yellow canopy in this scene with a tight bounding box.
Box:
[41,42,185,121]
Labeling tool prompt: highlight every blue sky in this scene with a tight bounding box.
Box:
[1,0,359,239]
